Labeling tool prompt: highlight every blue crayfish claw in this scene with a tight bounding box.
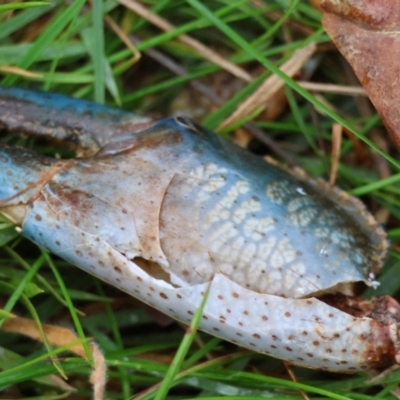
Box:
[0,87,396,372]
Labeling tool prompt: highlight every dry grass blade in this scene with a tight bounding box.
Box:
[0,65,42,78]
[117,0,252,82]
[297,81,367,96]
[284,361,310,400]
[105,15,141,65]
[330,123,342,186]
[366,366,400,400]
[218,42,316,130]
[2,316,106,400]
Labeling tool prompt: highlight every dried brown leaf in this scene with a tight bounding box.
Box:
[2,316,106,400]
[321,0,400,149]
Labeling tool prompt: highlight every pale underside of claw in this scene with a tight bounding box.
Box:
[16,197,396,372]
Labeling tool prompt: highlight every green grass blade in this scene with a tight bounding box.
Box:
[92,0,105,103]
[2,0,86,86]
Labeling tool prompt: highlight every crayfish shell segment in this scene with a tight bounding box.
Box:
[158,131,388,298]
[263,156,389,287]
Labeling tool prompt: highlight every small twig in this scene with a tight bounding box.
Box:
[118,0,252,82]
